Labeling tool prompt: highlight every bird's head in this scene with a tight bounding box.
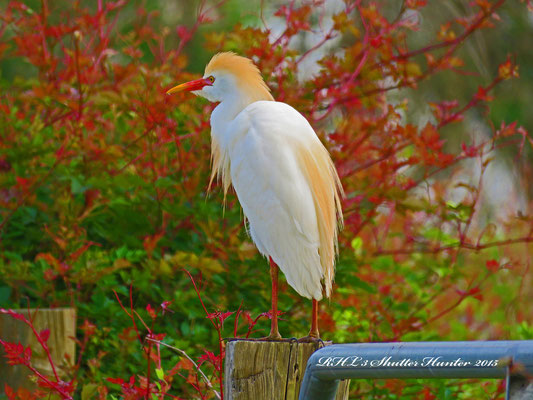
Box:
[166,52,273,104]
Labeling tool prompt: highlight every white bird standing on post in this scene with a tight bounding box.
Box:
[167,52,343,340]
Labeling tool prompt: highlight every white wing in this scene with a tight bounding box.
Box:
[223,101,341,300]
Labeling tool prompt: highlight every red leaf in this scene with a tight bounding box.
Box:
[497,121,517,137]
[219,311,234,322]
[69,241,100,263]
[143,231,165,258]
[160,300,174,314]
[461,142,478,157]
[80,319,97,336]
[197,350,221,371]
[24,346,32,363]
[106,377,125,385]
[15,176,31,191]
[0,158,11,172]
[420,123,443,149]
[406,0,427,8]
[35,253,60,270]
[84,189,100,210]
[146,304,157,319]
[0,340,31,366]
[486,259,499,273]
[43,268,58,281]
[206,310,234,325]
[146,332,166,341]
[4,384,16,400]
[498,58,519,80]
[370,36,382,48]
[456,287,483,301]
[176,26,192,42]
[106,0,127,11]
[474,86,494,102]
[39,329,50,343]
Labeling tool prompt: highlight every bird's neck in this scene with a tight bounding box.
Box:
[213,85,274,125]
[211,94,255,131]
[209,94,255,197]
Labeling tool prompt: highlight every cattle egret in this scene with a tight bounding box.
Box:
[167,52,343,340]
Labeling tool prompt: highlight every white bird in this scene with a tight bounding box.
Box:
[167,52,343,340]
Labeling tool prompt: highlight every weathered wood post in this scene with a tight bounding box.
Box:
[0,308,77,393]
[224,340,350,400]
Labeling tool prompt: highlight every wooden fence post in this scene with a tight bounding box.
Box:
[0,308,77,393]
[224,340,350,400]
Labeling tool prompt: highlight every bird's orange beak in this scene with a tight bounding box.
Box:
[166,78,212,95]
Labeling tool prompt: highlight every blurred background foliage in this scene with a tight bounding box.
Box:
[0,0,532,399]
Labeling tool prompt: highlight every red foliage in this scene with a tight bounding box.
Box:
[0,309,75,399]
[0,341,32,366]
[106,273,271,400]
[0,0,532,398]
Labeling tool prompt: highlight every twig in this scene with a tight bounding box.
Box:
[183,269,225,399]
[25,306,59,382]
[145,338,221,400]
[438,76,502,128]
[347,0,370,85]
[295,29,337,66]
[374,235,533,256]
[391,0,505,63]
[339,0,508,103]
[73,31,83,120]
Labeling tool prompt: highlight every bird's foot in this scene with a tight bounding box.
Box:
[225,335,298,343]
[251,332,295,342]
[298,335,327,347]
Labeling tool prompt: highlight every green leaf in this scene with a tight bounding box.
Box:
[351,237,363,250]
[343,274,377,294]
[81,384,99,400]
[155,367,165,381]
[0,286,13,303]
[155,176,176,188]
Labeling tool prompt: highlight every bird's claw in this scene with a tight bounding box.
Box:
[297,336,327,348]
[243,337,295,342]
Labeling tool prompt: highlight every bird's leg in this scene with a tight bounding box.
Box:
[309,299,320,338]
[242,258,295,341]
[298,299,321,343]
[266,257,283,340]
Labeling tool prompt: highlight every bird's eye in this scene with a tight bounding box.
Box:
[207,76,215,84]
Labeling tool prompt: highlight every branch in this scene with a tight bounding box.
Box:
[341,0,508,102]
[373,235,533,256]
[391,0,506,63]
[73,31,83,120]
[145,338,221,400]
[438,76,503,128]
[295,29,338,66]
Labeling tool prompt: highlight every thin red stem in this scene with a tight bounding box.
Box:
[113,287,142,344]
[26,307,59,382]
[438,77,502,128]
[183,269,224,398]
